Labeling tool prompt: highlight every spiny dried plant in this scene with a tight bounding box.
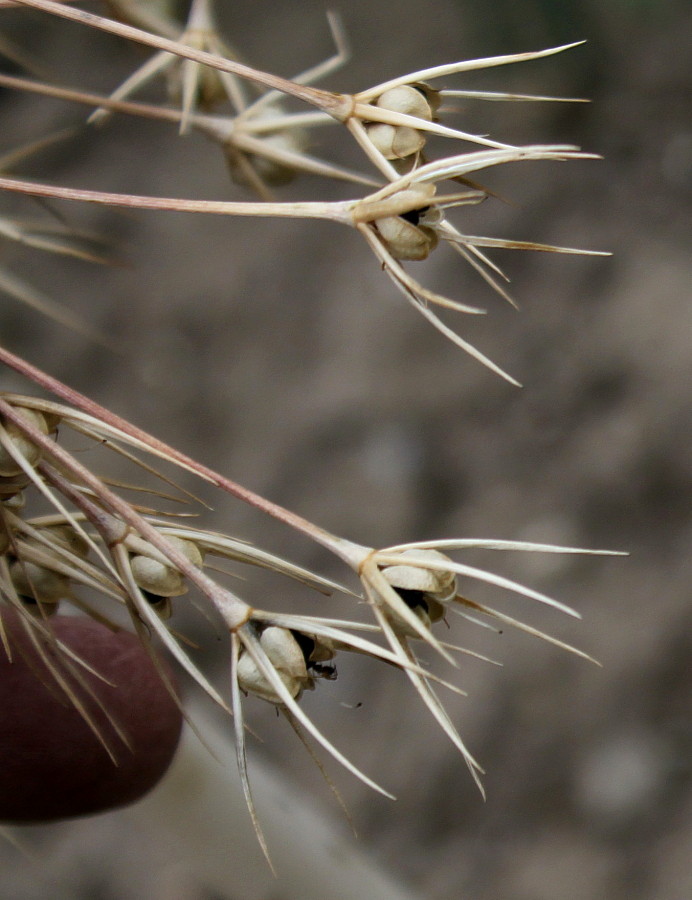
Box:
[0,0,609,381]
[0,355,621,859]
[0,0,621,866]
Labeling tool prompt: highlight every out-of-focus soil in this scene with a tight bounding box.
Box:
[1,1,690,898]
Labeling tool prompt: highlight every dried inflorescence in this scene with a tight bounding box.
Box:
[365,84,439,162]
[0,0,622,861]
[236,626,337,704]
[0,1,606,380]
[379,547,456,632]
[0,375,621,841]
[80,0,356,198]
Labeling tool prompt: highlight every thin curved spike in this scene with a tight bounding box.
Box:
[230,633,275,872]
[441,89,587,103]
[374,551,579,617]
[371,604,486,794]
[357,222,487,314]
[458,234,611,256]
[385,537,627,555]
[410,298,521,385]
[357,43,586,100]
[451,597,599,663]
[281,707,356,834]
[88,50,172,125]
[362,558,457,665]
[238,628,395,799]
[354,102,516,151]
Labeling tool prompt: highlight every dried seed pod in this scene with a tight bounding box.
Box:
[236,654,282,703]
[261,626,309,679]
[370,184,442,260]
[140,590,172,621]
[375,84,434,120]
[236,651,303,704]
[9,558,71,612]
[0,473,31,500]
[129,536,202,598]
[237,626,311,704]
[169,535,205,568]
[366,84,436,161]
[129,555,186,597]
[382,548,457,603]
[291,631,338,681]
[0,408,50,477]
[1,490,25,511]
[374,213,438,260]
[292,630,336,666]
[366,122,426,160]
[384,587,443,637]
[394,588,437,630]
[410,82,441,117]
[39,410,62,434]
[380,548,457,634]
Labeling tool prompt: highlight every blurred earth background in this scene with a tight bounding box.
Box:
[0,0,690,897]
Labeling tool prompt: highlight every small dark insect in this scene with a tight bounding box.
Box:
[310,661,338,680]
[291,629,338,681]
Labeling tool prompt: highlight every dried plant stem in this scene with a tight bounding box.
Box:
[0,73,377,191]
[0,176,349,222]
[10,0,354,120]
[0,71,195,125]
[0,396,247,626]
[355,42,586,100]
[0,346,366,569]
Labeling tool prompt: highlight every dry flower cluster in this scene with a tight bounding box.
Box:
[0,0,619,862]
